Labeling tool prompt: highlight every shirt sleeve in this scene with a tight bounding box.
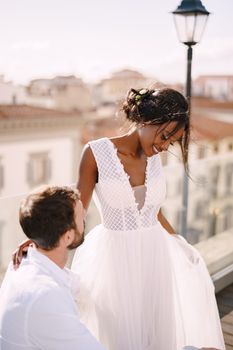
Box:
[26,287,105,350]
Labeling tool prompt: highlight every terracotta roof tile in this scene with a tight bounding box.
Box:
[0,105,80,119]
[192,97,233,110]
[195,75,233,81]
[81,112,233,144]
[191,114,233,140]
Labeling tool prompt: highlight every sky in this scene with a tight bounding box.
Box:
[0,0,232,85]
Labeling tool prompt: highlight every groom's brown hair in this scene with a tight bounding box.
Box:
[19,186,80,250]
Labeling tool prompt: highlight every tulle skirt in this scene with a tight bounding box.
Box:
[71,222,225,350]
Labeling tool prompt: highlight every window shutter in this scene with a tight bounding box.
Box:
[46,157,52,182]
[27,161,33,187]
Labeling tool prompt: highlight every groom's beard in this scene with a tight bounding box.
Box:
[67,221,85,250]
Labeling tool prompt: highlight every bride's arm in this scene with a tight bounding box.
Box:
[77,144,98,217]
[12,239,33,268]
[158,209,176,235]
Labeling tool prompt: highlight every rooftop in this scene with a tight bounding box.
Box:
[191,114,233,141]
[0,104,80,120]
[81,98,233,143]
[195,75,233,82]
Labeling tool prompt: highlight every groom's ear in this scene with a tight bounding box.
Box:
[60,229,75,248]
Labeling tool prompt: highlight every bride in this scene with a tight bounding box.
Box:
[71,88,225,350]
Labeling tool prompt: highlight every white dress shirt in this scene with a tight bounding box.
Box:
[0,247,105,350]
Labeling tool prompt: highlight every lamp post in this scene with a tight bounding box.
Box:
[172,0,210,238]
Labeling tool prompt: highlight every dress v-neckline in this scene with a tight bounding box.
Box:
[105,137,150,214]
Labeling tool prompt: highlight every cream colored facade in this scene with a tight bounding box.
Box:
[163,137,233,244]
[0,75,27,105]
[27,75,93,112]
[194,75,233,101]
[0,106,83,273]
[54,84,92,112]
[93,69,159,105]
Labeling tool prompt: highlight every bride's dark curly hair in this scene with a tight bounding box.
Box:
[122,87,190,171]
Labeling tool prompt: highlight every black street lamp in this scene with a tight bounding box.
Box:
[171,0,210,237]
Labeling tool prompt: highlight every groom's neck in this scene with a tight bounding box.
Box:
[36,246,68,269]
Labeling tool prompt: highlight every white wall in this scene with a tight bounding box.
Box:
[0,135,80,271]
[0,77,27,104]
[0,137,74,197]
[194,77,233,101]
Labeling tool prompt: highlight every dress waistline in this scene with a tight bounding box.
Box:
[101,221,161,234]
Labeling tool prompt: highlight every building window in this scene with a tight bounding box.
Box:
[228,143,233,152]
[213,143,219,154]
[208,208,220,236]
[176,209,182,231]
[196,175,207,189]
[209,165,220,198]
[0,159,4,191]
[197,145,206,159]
[195,201,207,220]
[225,163,233,194]
[27,152,51,187]
[222,206,233,231]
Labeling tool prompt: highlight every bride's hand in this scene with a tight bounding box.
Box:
[12,239,33,269]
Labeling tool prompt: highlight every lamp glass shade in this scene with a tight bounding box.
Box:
[173,12,209,45]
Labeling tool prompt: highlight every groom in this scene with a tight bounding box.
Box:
[0,186,105,350]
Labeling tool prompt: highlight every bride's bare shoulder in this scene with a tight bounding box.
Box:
[108,135,127,148]
[79,143,97,169]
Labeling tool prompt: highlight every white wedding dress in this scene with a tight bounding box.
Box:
[71,137,225,350]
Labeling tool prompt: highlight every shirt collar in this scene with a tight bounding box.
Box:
[26,247,71,289]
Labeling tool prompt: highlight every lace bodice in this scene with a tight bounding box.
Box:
[89,137,166,231]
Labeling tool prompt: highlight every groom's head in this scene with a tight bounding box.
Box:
[19,186,85,251]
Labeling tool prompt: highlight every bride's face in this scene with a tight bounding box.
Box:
[138,121,184,157]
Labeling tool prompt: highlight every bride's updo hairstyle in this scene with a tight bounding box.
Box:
[122,87,190,170]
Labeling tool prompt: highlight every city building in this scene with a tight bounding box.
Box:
[194,75,233,101]
[0,104,83,272]
[27,75,93,112]
[0,75,27,105]
[92,69,159,105]
[163,115,233,244]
